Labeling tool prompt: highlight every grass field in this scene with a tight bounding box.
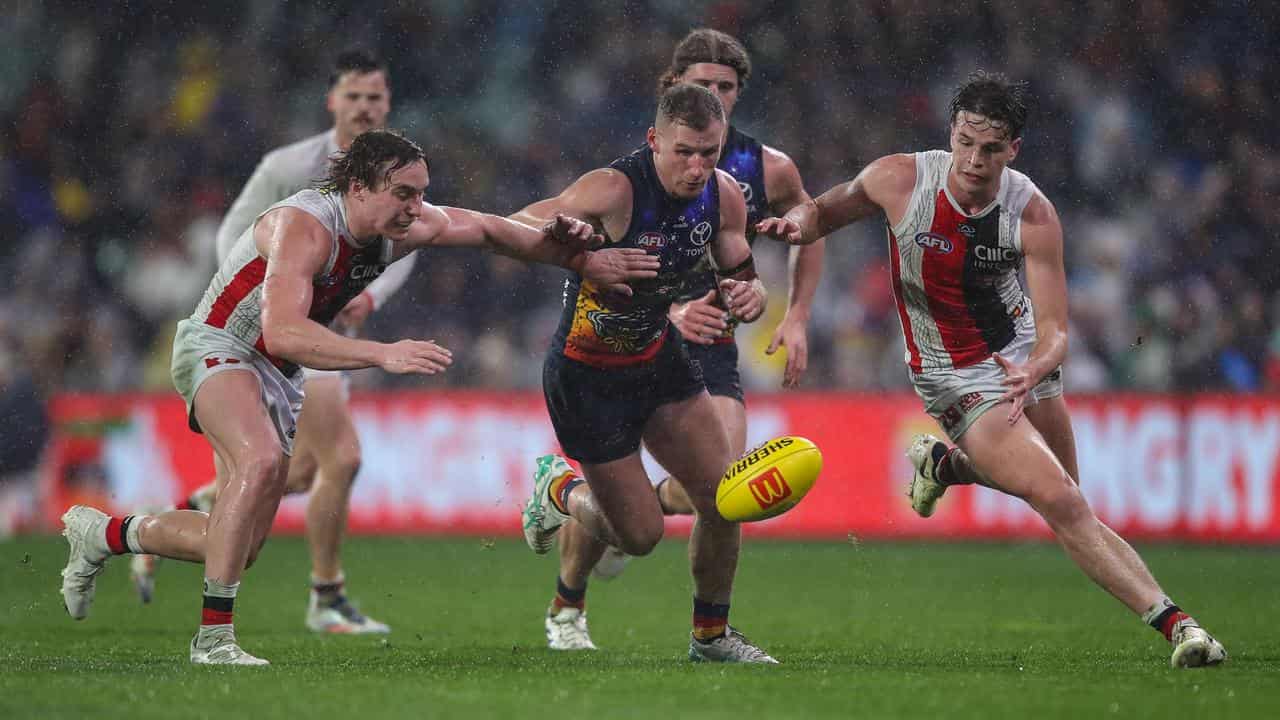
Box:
[2,536,1278,719]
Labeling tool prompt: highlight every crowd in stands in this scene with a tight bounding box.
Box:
[3,0,1277,435]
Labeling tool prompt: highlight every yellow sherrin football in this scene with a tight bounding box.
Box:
[715,436,822,522]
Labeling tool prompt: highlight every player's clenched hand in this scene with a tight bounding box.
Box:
[993,352,1033,424]
[755,217,805,245]
[544,213,605,251]
[669,290,728,345]
[719,278,765,323]
[576,248,660,297]
[334,291,375,332]
[765,312,809,388]
[379,339,453,375]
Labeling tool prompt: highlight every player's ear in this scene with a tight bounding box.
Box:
[646,127,659,152]
[1007,137,1022,164]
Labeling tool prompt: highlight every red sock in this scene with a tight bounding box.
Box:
[104,516,134,555]
[1160,610,1192,642]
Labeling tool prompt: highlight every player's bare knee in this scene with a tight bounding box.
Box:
[1029,476,1091,527]
[617,522,664,557]
[327,445,362,487]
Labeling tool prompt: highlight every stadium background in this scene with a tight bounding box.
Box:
[2,1,1279,542]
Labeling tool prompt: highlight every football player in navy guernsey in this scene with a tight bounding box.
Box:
[515,83,786,663]
[761,72,1226,668]
[537,29,827,654]
[58,129,658,666]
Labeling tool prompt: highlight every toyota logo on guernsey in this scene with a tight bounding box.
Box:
[748,467,793,510]
[914,232,954,253]
[690,221,714,247]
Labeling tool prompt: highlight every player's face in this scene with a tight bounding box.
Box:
[677,63,741,119]
[328,71,391,145]
[648,120,725,200]
[357,160,428,240]
[949,111,1021,198]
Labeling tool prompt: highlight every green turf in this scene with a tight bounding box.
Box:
[2,536,1278,719]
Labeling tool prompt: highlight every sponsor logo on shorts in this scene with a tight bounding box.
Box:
[938,392,985,431]
[914,232,953,253]
[748,467,793,510]
[204,357,242,369]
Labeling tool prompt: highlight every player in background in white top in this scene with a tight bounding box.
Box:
[761,72,1226,669]
[59,129,659,665]
[134,50,414,635]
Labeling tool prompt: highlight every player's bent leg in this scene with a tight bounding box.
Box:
[959,408,1225,666]
[575,455,666,556]
[546,518,606,649]
[1023,395,1080,485]
[644,392,774,664]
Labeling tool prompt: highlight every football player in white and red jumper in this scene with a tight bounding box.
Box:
[761,72,1226,669]
[58,129,658,666]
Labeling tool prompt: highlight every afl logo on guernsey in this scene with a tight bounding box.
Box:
[914,232,954,254]
[691,221,714,247]
[637,232,668,249]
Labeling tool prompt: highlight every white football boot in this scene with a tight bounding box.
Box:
[305,593,391,634]
[185,483,217,513]
[130,552,159,604]
[1170,621,1227,668]
[522,455,573,554]
[545,606,598,650]
[591,547,632,581]
[60,505,113,620]
[689,626,778,664]
[907,434,949,518]
[190,626,269,666]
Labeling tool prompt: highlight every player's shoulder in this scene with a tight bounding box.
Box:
[574,167,634,200]
[863,153,918,195]
[760,142,799,176]
[1004,166,1055,225]
[260,130,333,172]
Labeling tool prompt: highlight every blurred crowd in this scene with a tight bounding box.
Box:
[3,0,1279,434]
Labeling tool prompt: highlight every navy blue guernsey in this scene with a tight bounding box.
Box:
[676,125,768,338]
[554,145,720,367]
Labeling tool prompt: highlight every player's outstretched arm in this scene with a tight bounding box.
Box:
[768,153,917,244]
[761,146,825,387]
[994,191,1068,423]
[259,207,452,375]
[410,202,660,291]
[711,170,766,323]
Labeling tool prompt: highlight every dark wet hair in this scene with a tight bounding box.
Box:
[657,83,725,132]
[328,48,388,87]
[319,129,427,194]
[949,70,1031,140]
[659,28,752,94]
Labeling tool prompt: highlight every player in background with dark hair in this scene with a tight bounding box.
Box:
[544,28,826,652]
[133,49,415,635]
[516,84,784,663]
[60,129,658,665]
[761,72,1227,668]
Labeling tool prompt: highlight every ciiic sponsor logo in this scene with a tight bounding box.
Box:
[351,264,386,281]
[749,467,793,509]
[725,437,795,479]
[914,232,953,253]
